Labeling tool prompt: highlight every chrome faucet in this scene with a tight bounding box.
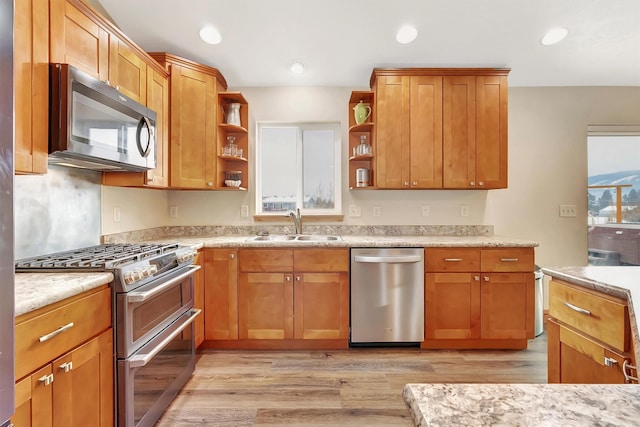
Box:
[288,208,302,235]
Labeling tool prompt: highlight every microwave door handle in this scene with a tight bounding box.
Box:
[136,116,153,158]
[128,309,201,368]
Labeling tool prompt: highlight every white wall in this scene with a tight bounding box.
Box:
[101,85,640,268]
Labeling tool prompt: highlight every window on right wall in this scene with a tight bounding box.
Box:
[587,125,640,266]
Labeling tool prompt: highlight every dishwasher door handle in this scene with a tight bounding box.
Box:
[354,255,422,263]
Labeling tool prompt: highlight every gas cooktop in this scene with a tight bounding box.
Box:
[15,243,183,271]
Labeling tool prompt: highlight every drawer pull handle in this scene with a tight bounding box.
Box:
[623,360,639,383]
[59,362,73,373]
[563,302,591,316]
[500,258,519,262]
[38,374,54,386]
[38,322,74,343]
[444,258,463,262]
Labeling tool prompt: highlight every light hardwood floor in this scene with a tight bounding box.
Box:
[156,334,547,426]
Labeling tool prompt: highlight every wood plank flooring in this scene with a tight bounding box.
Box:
[155,333,547,426]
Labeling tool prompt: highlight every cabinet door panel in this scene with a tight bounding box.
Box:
[443,76,476,188]
[52,329,113,427]
[14,0,48,174]
[476,75,508,189]
[410,76,443,188]
[480,273,532,339]
[425,272,480,339]
[238,273,293,339]
[294,273,349,339]
[108,36,147,103]
[205,249,239,340]
[50,0,109,81]
[169,66,216,188]
[376,75,409,188]
[11,365,53,427]
[145,69,169,186]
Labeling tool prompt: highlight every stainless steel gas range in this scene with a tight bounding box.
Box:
[16,243,201,427]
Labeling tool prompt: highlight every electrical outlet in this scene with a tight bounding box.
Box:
[559,204,577,217]
[372,206,381,217]
[349,204,361,217]
[241,205,249,218]
[460,205,469,217]
[169,205,178,218]
[113,207,121,223]
[421,205,430,216]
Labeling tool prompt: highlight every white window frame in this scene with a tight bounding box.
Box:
[255,121,342,216]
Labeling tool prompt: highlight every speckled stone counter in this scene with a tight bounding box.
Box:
[541,266,640,365]
[403,383,640,426]
[15,272,114,317]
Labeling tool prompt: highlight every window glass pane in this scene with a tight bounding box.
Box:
[302,129,335,209]
[260,127,297,213]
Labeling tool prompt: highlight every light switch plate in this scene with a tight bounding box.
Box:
[169,205,178,218]
[460,205,469,217]
[559,204,577,217]
[241,205,249,218]
[372,206,381,217]
[421,205,430,216]
[113,207,121,223]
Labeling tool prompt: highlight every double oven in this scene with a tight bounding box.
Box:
[16,243,200,427]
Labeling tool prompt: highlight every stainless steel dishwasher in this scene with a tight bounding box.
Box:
[350,248,424,345]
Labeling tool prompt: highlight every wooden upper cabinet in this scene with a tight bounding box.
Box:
[370,68,509,190]
[476,75,508,189]
[50,0,109,81]
[14,0,49,174]
[443,76,476,188]
[151,53,228,189]
[410,76,443,188]
[108,35,147,103]
[375,75,410,189]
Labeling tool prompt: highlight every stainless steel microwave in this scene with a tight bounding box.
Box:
[49,63,157,172]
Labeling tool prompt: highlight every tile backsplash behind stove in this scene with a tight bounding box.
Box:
[15,165,101,258]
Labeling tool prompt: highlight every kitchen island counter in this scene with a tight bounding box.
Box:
[541,266,640,365]
[403,383,640,426]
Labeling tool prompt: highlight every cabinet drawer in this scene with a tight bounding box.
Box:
[480,248,534,272]
[425,248,480,272]
[239,249,293,272]
[15,286,111,380]
[549,279,629,351]
[294,249,349,272]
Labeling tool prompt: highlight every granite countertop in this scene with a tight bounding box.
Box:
[15,272,114,317]
[142,234,539,249]
[541,266,640,364]
[403,383,640,427]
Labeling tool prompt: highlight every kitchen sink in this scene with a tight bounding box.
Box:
[247,234,341,242]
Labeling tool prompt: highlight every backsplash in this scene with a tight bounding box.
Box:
[102,224,494,243]
[15,165,101,258]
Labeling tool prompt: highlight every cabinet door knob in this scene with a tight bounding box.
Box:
[59,362,73,373]
[296,276,301,281]
[412,181,418,186]
[604,357,618,368]
[469,181,475,186]
[230,253,235,259]
[478,181,484,186]
[483,276,490,281]
[38,374,54,386]
[473,276,480,281]
[285,276,291,282]
[207,182,213,187]
[403,182,409,187]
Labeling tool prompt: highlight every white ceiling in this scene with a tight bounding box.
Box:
[98,0,640,88]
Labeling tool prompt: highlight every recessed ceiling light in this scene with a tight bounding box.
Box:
[289,61,305,74]
[199,26,222,45]
[396,24,418,44]
[541,27,568,46]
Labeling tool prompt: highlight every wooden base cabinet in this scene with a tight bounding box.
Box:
[547,278,636,384]
[12,286,113,427]
[12,329,113,427]
[204,248,239,341]
[423,247,534,349]
[229,248,349,349]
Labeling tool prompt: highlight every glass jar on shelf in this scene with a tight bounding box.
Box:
[356,135,371,156]
[223,135,237,157]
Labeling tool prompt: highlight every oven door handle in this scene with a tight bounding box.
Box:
[126,265,201,303]
[128,308,201,368]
